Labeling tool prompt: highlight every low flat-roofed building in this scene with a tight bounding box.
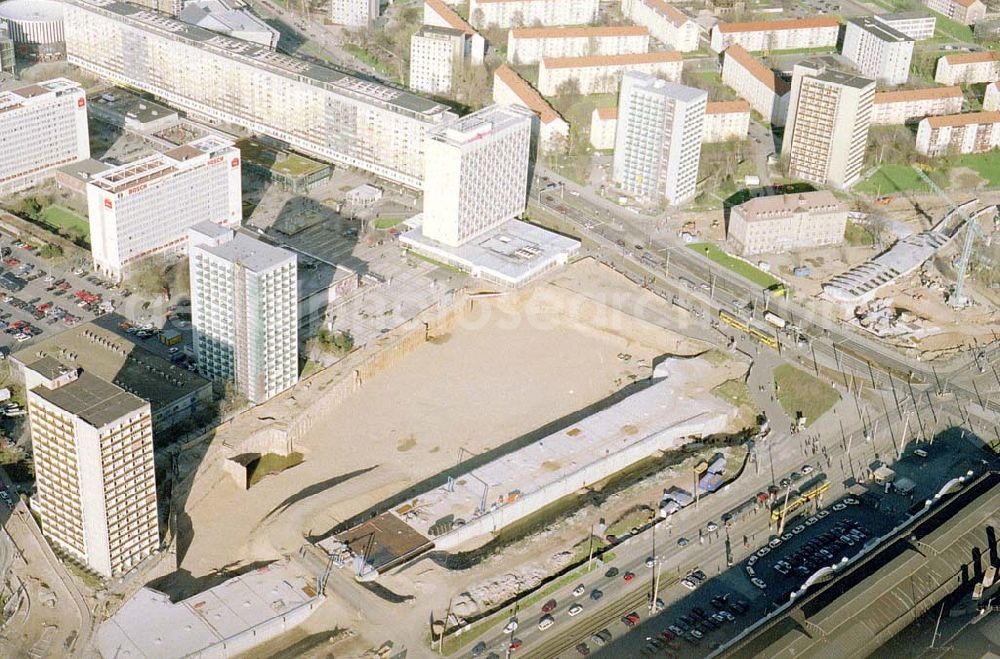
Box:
[54,158,110,196]
[96,559,324,658]
[916,111,1000,156]
[537,52,682,96]
[728,190,848,255]
[710,16,840,53]
[721,44,791,126]
[983,81,1000,112]
[590,106,617,150]
[88,89,179,134]
[178,0,279,49]
[13,316,212,435]
[493,64,570,152]
[935,51,1000,85]
[872,86,964,124]
[703,100,750,142]
[620,0,699,52]
[873,11,936,40]
[507,26,650,65]
[235,139,331,194]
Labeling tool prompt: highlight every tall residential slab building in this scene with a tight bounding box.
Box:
[421,105,534,247]
[189,225,298,405]
[782,58,874,189]
[841,17,913,86]
[63,0,455,189]
[409,26,465,94]
[86,136,242,281]
[0,78,89,195]
[25,358,159,578]
[330,0,379,26]
[613,72,706,205]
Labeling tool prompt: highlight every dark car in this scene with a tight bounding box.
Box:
[541,599,557,613]
[590,589,604,601]
[575,643,590,656]
[605,567,619,578]
[621,612,640,627]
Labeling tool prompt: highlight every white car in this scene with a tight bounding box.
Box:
[792,525,805,534]
[768,538,781,548]
[569,603,583,617]
[645,556,655,568]
[817,510,830,518]
[538,615,554,631]
[801,464,814,474]
[681,578,697,590]
[833,503,847,512]
[706,521,719,532]
[845,497,859,505]
[573,584,586,597]
[751,577,767,590]
[503,619,518,634]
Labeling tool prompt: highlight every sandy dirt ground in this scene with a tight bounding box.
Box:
[170,261,745,656]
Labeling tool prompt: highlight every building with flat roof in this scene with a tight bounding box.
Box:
[0,0,65,61]
[590,106,617,150]
[64,0,456,190]
[613,72,706,205]
[469,0,598,28]
[507,26,649,65]
[728,190,848,255]
[873,11,936,40]
[935,51,1000,85]
[0,78,89,195]
[421,104,533,247]
[722,44,790,126]
[97,559,324,658]
[409,26,465,95]
[872,86,964,124]
[12,317,213,433]
[703,100,750,142]
[423,0,485,65]
[179,0,279,49]
[26,360,158,578]
[493,64,569,152]
[190,226,298,405]
[537,52,682,96]
[916,111,1000,156]
[985,82,1000,112]
[924,0,986,25]
[620,0,699,52]
[87,136,242,281]
[782,58,875,188]
[842,17,913,86]
[330,0,379,26]
[710,16,840,53]
[88,89,179,134]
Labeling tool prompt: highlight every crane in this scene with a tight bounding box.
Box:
[910,165,983,307]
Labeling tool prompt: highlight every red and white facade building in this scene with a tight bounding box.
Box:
[87,136,242,281]
[916,111,1000,156]
[871,86,964,125]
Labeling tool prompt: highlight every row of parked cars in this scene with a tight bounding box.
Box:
[772,517,867,580]
[660,592,749,650]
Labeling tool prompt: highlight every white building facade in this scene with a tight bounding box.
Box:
[330,0,379,26]
[871,86,964,125]
[935,52,1000,85]
[613,72,706,205]
[26,360,159,579]
[469,0,598,28]
[493,65,570,151]
[0,78,89,195]
[703,101,750,142]
[190,226,299,405]
[710,17,840,53]
[985,82,1000,112]
[727,190,848,255]
[841,17,913,86]
[916,112,1000,156]
[424,0,485,65]
[924,0,986,25]
[873,12,936,40]
[591,107,618,150]
[64,0,455,189]
[409,26,465,94]
[620,0,700,52]
[537,52,682,96]
[721,44,790,126]
[421,105,533,247]
[86,137,242,281]
[507,26,650,65]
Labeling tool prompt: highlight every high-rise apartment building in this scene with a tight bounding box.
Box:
[63,0,455,189]
[330,0,379,26]
[0,78,89,195]
[189,224,298,405]
[841,17,913,86]
[0,24,13,74]
[25,357,159,578]
[86,136,242,281]
[421,105,533,247]
[128,0,183,15]
[782,58,874,188]
[409,26,465,94]
[613,72,706,205]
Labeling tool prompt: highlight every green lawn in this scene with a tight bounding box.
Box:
[248,452,304,487]
[958,151,1000,188]
[688,242,780,289]
[844,220,875,247]
[926,9,975,43]
[854,164,941,196]
[40,205,89,240]
[374,217,403,229]
[773,364,840,427]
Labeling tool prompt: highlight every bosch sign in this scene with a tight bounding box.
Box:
[208,156,224,166]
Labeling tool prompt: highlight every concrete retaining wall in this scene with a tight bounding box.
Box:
[197,595,326,658]
[430,411,730,551]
